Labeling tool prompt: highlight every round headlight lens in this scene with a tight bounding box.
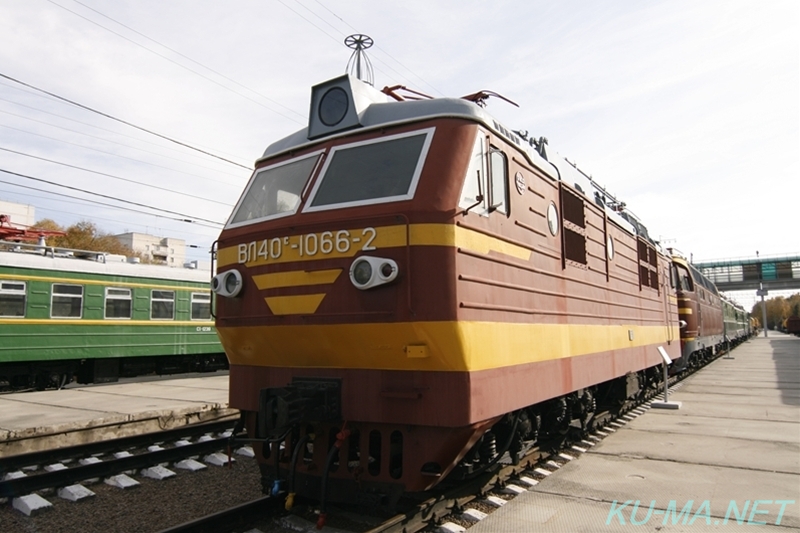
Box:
[352,260,373,286]
[319,87,349,126]
[211,277,220,291]
[225,272,239,294]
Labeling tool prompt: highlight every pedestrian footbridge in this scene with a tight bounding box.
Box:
[694,254,800,291]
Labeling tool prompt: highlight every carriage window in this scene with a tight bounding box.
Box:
[105,287,132,319]
[228,153,321,227]
[191,292,211,320]
[305,129,433,211]
[52,284,83,318]
[151,290,175,320]
[0,281,26,317]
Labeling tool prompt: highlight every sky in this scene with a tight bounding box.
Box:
[0,0,797,308]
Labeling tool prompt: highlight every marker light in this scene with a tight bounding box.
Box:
[349,256,398,290]
[212,269,243,298]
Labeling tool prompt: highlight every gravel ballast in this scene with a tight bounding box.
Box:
[0,456,264,533]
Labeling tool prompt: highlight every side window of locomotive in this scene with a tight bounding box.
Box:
[105,287,132,319]
[228,153,321,227]
[0,280,26,317]
[51,283,83,318]
[562,188,588,265]
[151,290,175,320]
[191,292,211,320]
[459,135,488,215]
[489,147,509,215]
[305,128,433,212]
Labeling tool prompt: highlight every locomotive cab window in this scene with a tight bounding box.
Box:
[489,147,508,215]
[51,284,83,318]
[458,134,509,216]
[191,292,211,320]
[105,287,132,319]
[227,152,321,228]
[304,128,433,212]
[0,280,26,317]
[676,264,693,292]
[151,290,175,320]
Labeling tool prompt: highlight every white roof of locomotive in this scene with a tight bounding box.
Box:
[260,75,642,240]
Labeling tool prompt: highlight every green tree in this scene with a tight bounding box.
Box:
[31,219,142,259]
[752,294,799,329]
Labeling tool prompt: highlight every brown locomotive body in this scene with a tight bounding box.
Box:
[671,256,726,369]
[213,74,682,507]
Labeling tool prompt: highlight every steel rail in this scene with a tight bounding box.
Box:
[157,496,278,533]
[0,432,242,498]
[0,418,237,472]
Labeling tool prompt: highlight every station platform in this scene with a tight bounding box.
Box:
[469,332,800,532]
[0,373,236,457]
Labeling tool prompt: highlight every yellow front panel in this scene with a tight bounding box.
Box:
[219,321,680,372]
[264,294,327,315]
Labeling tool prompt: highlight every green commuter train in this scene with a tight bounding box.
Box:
[0,241,227,391]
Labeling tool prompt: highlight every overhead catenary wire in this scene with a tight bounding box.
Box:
[62,0,306,123]
[277,0,416,90]
[0,189,219,240]
[0,105,247,179]
[0,168,224,226]
[0,72,253,170]
[46,0,305,125]
[0,147,233,207]
[0,86,249,171]
[0,179,222,229]
[0,123,246,188]
[305,0,445,96]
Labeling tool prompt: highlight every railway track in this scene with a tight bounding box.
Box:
[157,349,727,533]
[0,419,244,501]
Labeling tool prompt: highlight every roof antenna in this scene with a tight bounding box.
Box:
[345,34,374,85]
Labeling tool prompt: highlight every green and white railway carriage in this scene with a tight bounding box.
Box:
[0,244,226,390]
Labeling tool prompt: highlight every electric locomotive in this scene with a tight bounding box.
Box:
[670,255,725,370]
[213,48,683,510]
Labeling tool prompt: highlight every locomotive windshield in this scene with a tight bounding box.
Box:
[228,153,321,227]
[304,128,433,212]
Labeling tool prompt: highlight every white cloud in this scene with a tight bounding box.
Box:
[0,0,796,263]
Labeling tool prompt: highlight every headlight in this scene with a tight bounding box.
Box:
[349,256,398,290]
[212,269,243,298]
[318,87,349,126]
[352,260,373,286]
